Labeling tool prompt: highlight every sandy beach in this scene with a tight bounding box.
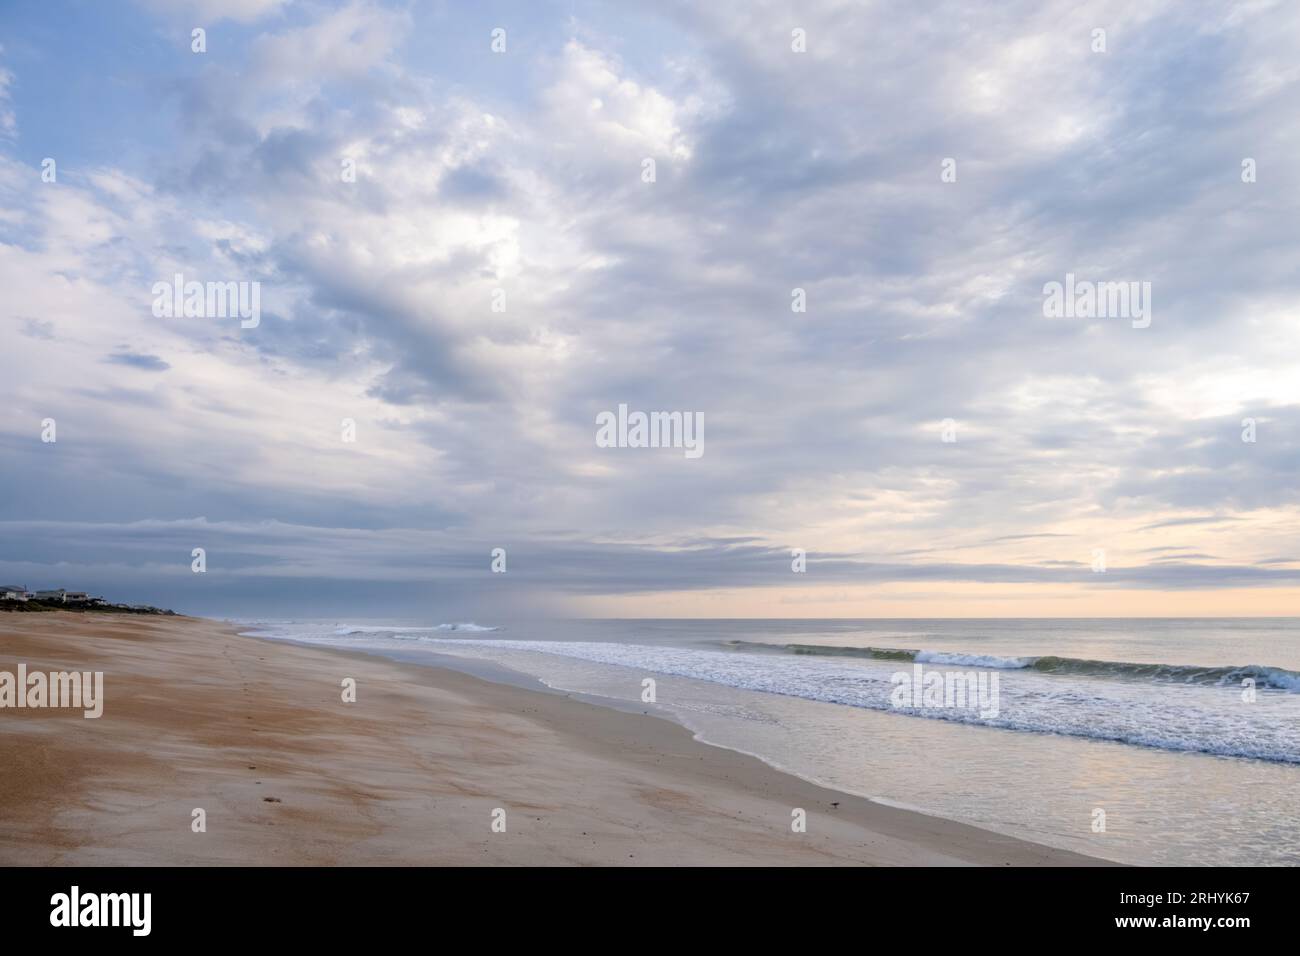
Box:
[0,612,1104,866]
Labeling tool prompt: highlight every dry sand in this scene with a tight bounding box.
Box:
[0,611,1106,865]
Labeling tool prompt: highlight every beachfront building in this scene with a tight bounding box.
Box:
[0,585,30,601]
[32,589,92,603]
[17,588,107,606]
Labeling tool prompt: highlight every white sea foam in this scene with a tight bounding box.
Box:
[914,651,1031,669]
[421,638,1300,764]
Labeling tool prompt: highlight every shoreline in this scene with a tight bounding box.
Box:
[1,611,1109,865]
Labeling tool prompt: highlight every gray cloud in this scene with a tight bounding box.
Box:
[2,518,1298,619]
[105,352,171,372]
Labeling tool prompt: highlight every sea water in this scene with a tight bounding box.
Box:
[239,618,1300,865]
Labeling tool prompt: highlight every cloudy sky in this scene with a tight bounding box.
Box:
[1,0,1298,619]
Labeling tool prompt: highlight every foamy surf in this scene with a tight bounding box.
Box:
[724,641,1300,691]
[328,623,501,636]
[422,637,1300,764]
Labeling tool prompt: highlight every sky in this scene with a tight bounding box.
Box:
[0,0,1298,619]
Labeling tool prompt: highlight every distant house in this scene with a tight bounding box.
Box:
[13,588,109,608]
[32,589,90,603]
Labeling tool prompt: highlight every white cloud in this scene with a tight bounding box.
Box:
[136,0,292,25]
[542,40,697,162]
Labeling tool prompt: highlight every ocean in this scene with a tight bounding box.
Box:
[238,618,1300,865]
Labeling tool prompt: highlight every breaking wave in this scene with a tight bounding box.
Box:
[722,641,1300,692]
